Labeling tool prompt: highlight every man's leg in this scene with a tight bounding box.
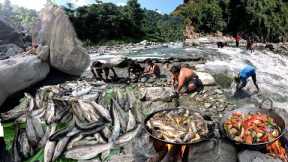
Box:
[252,74,259,91]
[104,68,110,81]
[236,79,247,91]
[110,67,118,79]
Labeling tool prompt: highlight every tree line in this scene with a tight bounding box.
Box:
[64,0,184,45]
[174,0,288,42]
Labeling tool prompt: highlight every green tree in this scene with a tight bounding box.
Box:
[125,0,144,30]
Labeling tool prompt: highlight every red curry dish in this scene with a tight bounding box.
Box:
[224,112,281,144]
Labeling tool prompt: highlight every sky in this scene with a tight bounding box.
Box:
[0,0,182,14]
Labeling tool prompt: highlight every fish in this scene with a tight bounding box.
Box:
[38,126,51,149]
[109,104,121,142]
[26,93,35,112]
[49,126,74,142]
[75,118,105,131]
[90,101,112,122]
[72,86,92,97]
[45,100,56,124]
[115,124,141,146]
[12,126,22,162]
[79,125,105,137]
[112,99,128,132]
[126,110,136,132]
[78,100,100,122]
[26,113,39,146]
[0,95,29,121]
[32,117,45,140]
[146,109,208,144]
[66,134,84,150]
[64,142,114,160]
[44,124,57,162]
[15,114,27,124]
[18,129,34,159]
[52,136,71,161]
[100,125,112,142]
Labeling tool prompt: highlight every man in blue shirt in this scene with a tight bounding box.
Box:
[234,64,259,92]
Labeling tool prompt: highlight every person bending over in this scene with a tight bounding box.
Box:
[234,64,259,93]
[169,65,203,95]
[91,61,118,82]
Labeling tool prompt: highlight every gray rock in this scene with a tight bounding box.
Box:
[0,18,24,48]
[36,45,49,62]
[238,150,282,162]
[35,5,90,76]
[0,55,50,107]
[188,139,237,162]
[0,44,23,57]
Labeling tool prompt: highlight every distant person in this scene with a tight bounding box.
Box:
[217,42,227,48]
[246,39,255,53]
[90,61,118,82]
[234,34,241,47]
[143,59,160,80]
[127,60,144,82]
[169,65,203,95]
[234,64,259,93]
[265,44,274,51]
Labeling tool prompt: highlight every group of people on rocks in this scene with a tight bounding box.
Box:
[91,58,260,96]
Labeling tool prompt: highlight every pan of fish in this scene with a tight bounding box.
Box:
[144,108,210,145]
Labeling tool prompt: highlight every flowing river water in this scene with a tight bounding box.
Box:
[122,43,288,109]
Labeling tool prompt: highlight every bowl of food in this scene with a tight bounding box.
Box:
[221,105,286,150]
[144,108,210,145]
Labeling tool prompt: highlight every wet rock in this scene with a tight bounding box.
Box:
[238,150,282,162]
[188,139,237,162]
[35,5,90,76]
[139,87,175,102]
[0,56,50,107]
[196,72,216,86]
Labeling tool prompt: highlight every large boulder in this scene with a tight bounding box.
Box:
[35,5,90,76]
[0,55,50,107]
[0,18,24,48]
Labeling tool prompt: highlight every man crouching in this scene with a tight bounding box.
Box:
[169,65,203,95]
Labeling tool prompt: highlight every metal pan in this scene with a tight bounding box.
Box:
[144,108,212,145]
[220,98,286,150]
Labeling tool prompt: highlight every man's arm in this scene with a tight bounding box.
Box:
[91,67,98,79]
[252,74,259,91]
[177,76,185,94]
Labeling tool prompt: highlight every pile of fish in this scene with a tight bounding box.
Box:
[146,109,209,144]
[1,81,142,161]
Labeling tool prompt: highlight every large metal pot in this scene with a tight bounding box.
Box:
[220,98,286,150]
[144,108,214,145]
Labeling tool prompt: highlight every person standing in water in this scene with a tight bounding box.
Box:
[169,65,203,95]
[234,64,259,93]
[234,34,241,47]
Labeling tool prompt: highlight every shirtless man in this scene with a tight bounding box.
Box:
[90,61,118,82]
[169,65,203,94]
[143,59,160,78]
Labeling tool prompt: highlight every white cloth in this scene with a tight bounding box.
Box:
[0,123,3,137]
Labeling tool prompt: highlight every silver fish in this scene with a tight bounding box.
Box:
[113,99,128,132]
[0,95,29,121]
[52,136,70,161]
[26,93,35,112]
[126,110,136,132]
[45,100,56,124]
[15,113,27,124]
[19,129,34,158]
[12,127,22,162]
[67,134,84,150]
[115,124,141,146]
[64,142,113,160]
[90,101,111,122]
[32,117,45,140]
[26,113,39,146]
[44,124,57,162]
[38,126,51,149]
[110,105,121,142]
